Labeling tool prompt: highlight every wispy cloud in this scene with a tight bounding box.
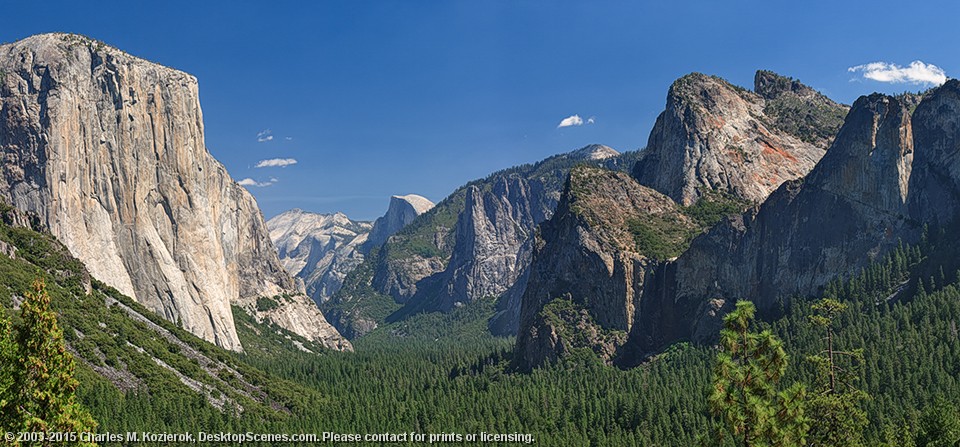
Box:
[256,129,274,142]
[557,115,584,128]
[284,136,293,141]
[237,177,277,187]
[557,114,597,129]
[848,61,947,85]
[255,158,298,168]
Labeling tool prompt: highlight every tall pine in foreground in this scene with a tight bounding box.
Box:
[0,277,96,446]
[805,298,869,446]
[707,301,807,447]
[0,311,13,411]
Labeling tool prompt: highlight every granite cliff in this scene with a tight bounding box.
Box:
[0,33,348,352]
[628,92,916,358]
[622,82,960,362]
[633,71,847,205]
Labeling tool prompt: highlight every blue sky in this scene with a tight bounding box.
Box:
[4,1,958,220]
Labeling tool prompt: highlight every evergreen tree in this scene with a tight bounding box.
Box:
[916,398,960,447]
[805,298,869,447]
[0,311,13,410]
[708,301,807,447]
[0,277,96,446]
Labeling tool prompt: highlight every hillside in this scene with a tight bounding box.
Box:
[7,202,955,445]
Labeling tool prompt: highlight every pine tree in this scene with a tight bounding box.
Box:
[916,398,960,447]
[806,298,869,446]
[0,277,97,446]
[707,301,808,447]
[0,310,14,410]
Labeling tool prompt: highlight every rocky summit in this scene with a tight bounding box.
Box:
[632,71,847,205]
[363,194,435,251]
[0,33,349,352]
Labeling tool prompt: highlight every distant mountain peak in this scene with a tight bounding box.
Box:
[568,144,620,161]
[391,194,435,215]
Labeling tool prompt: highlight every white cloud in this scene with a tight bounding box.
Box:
[587,116,596,124]
[848,61,947,85]
[257,129,274,142]
[255,158,298,168]
[285,136,293,141]
[557,115,584,128]
[237,177,276,187]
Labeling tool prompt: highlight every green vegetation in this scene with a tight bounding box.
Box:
[623,189,749,261]
[684,190,751,228]
[4,196,960,445]
[384,187,465,262]
[805,299,869,447]
[538,297,626,357]
[0,278,97,445]
[707,301,807,446]
[322,246,403,330]
[255,296,280,312]
[627,214,699,260]
[762,92,847,146]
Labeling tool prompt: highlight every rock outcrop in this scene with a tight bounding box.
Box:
[628,91,923,357]
[268,209,372,304]
[632,72,847,205]
[363,194,434,251]
[514,167,698,370]
[0,33,348,351]
[414,175,548,313]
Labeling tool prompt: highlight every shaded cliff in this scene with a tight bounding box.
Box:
[514,167,699,370]
[0,33,348,351]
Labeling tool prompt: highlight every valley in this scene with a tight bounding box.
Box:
[1,25,959,447]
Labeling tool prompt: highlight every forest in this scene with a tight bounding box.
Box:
[2,210,960,446]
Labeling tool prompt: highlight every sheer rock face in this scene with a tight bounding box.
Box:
[422,175,547,312]
[268,209,372,304]
[907,80,960,225]
[514,167,697,370]
[364,194,434,251]
[0,33,348,352]
[436,145,622,331]
[632,72,845,205]
[629,93,919,356]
